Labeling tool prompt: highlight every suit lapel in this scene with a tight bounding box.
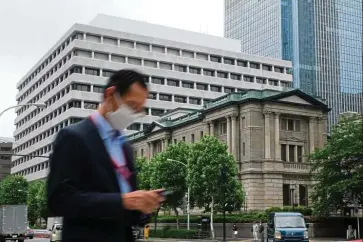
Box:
[122,143,137,190]
[84,119,120,192]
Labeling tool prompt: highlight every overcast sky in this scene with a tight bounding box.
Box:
[0,0,224,138]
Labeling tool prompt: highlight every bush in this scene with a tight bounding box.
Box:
[150,227,198,239]
[265,206,312,216]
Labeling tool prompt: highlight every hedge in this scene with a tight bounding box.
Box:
[155,206,312,224]
[150,226,198,239]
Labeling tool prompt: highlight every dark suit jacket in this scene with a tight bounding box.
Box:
[47,118,148,242]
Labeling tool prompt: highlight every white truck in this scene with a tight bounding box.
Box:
[0,205,28,242]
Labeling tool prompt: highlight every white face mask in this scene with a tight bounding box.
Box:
[106,96,144,131]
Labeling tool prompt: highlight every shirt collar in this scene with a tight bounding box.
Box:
[91,112,124,140]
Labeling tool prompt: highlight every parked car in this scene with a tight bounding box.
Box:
[266,212,309,242]
[50,223,62,242]
[25,226,34,239]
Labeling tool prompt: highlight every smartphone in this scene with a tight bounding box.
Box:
[157,190,175,197]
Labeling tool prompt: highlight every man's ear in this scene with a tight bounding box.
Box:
[104,86,116,100]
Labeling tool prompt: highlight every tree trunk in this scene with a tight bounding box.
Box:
[210,196,215,239]
[173,207,180,230]
[154,207,160,230]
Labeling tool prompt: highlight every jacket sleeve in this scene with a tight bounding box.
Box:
[47,128,127,220]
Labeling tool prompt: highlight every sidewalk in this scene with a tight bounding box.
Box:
[137,238,350,242]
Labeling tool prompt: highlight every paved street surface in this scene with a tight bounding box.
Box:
[26,239,49,242]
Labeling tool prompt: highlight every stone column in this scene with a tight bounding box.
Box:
[294,145,298,162]
[231,114,237,157]
[317,116,326,148]
[161,139,165,152]
[227,116,231,152]
[264,110,272,159]
[210,121,215,136]
[309,117,315,153]
[275,112,281,160]
[147,142,151,160]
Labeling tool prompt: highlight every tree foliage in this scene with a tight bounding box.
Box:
[188,136,244,238]
[0,175,28,205]
[309,116,363,216]
[150,142,191,228]
[27,180,43,226]
[135,156,153,190]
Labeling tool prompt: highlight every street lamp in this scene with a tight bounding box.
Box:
[167,158,190,230]
[0,103,46,118]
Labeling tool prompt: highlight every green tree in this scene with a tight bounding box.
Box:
[0,175,28,205]
[309,116,363,216]
[37,180,48,221]
[27,181,42,226]
[150,142,191,229]
[188,136,244,238]
[135,156,153,190]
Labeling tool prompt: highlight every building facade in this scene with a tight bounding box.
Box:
[224,0,362,130]
[129,89,329,210]
[11,15,293,181]
[0,137,13,181]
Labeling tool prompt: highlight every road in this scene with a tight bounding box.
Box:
[26,239,48,242]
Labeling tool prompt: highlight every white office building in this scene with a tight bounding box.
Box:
[11,14,293,180]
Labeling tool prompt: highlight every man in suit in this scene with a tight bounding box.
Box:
[47,69,163,242]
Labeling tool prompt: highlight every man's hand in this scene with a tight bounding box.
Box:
[122,189,165,214]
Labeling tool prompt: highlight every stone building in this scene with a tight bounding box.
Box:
[0,137,13,181]
[128,88,330,210]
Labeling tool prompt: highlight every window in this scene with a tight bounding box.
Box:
[189,97,201,105]
[262,64,272,71]
[242,142,246,156]
[275,66,284,73]
[281,144,287,161]
[189,67,201,74]
[151,77,164,85]
[219,122,227,134]
[144,60,157,68]
[151,109,164,116]
[191,134,195,143]
[160,62,172,70]
[70,66,82,74]
[283,184,290,206]
[237,60,247,67]
[120,39,134,48]
[250,62,260,69]
[152,45,164,53]
[167,48,179,56]
[174,96,187,103]
[210,85,221,92]
[136,43,149,51]
[281,118,301,131]
[73,49,92,58]
[182,136,186,142]
[269,79,279,86]
[148,92,157,100]
[143,75,149,83]
[84,101,98,110]
[244,76,254,82]
[86,34,101,43]
[103,37,117,46]
[111,55,126,63]
[128,57,142,65]
[197,83,208,90]
[256,77,266,84]
[175,65,187,72]
[159,94,172,102]
[72,83,90,92]
[281,81,292,88]
[196,53,208,60]
[299,185,308,206]
[203,69,214,76]
[224,87,234,93]
[94,52,109,61]
[297,146,303,162]
[241,117,246,128]
[289,145,295,162]
[217,71,228,78]
[224,57,234,65]
[200,131,204,138]
[231,73,241,80]
[182,81,193,89]
[167,79,179,87]
[210,55,221,63]
[182,50,194,58]
[93,86,104,93]
[102,70,115,78]
[85,68,100,76]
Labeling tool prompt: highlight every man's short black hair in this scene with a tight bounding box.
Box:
[105,69,147,96]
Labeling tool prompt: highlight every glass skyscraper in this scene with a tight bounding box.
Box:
[225,0,362,130]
